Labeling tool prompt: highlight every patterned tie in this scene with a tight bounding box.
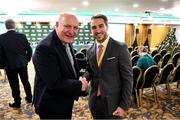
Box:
[65,44,77,78]
[98,44,103,61]
[97,44,103,96]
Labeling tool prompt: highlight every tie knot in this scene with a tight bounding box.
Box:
[98,44,103,49]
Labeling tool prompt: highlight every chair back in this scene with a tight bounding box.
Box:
[75,52,85,60]
[128,47,133,53]
[160,49,167,58]
[133,66,142,89]
[151,49,159,57]
[143,65,159,88]
[75,52,86,70]
[80,48,87,57]
[131,55,140,66]
[131,50,139,57]
[159,63,174,85]
[171,46,177,55]
[153,53,162,64]
[73,49,77,54]
[172,52,180,67]
[172,64,180,83]
[161,53,171,68]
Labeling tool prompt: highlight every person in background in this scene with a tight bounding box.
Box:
[136,46,157,70]
[0,19,32,108]
[32,13,88,119]
[83,14,133,119]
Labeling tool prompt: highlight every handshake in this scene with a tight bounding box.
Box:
[79,76,89,91]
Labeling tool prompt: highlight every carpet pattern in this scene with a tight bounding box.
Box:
[0,79,179,120]
[0,62,179,120]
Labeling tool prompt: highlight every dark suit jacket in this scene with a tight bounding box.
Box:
[84,37,133,115]
[33,30,85,116]
[0,30,32,70]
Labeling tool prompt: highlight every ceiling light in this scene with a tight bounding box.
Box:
[114,8,119,12]
[160,8,165,11]
[72,7,77,11]
[82,1,89,6]
[133,4,139,8]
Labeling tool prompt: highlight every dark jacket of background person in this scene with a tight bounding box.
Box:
[0,30,32,70]
[84,37,133,117]
[33,30,87,118]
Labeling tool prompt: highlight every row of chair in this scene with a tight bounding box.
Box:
[131,52,180,69]
[133,63,180,108]
[153,52,179,68]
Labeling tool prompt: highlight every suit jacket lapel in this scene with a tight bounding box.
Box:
[100,38,112,68]
[89,43,98,71]
[69,44,79,77]
[53,32,76,77]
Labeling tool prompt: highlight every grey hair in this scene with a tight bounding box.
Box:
[5,19,16,29]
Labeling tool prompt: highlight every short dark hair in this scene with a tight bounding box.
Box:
[5,19,15,29]
[90,14,108,26]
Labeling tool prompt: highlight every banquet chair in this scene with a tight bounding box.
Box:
[139,65,159,107]
[132,66,142,107]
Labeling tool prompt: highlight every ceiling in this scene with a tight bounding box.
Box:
[0,0,179,16]
[0,0,180,24]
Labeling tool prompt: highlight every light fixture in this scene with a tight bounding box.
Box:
[133,3,139,8]
[82,1,89,6]
[72,7,77,11]
[160,8,165,11]
[114,8,119,12]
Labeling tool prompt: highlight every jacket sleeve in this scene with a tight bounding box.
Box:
[118,43,133,111]
[0,43,5,69]
[24,35,32,62]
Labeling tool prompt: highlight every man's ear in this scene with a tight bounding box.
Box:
[55,21,58,27]
[106,24,109,30]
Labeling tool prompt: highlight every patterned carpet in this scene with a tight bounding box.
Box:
[0,62,179,120]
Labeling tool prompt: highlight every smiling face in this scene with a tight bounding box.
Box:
[90,18,108,43]
[56,13,79,44]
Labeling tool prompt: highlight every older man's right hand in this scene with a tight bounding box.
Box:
[79,77,88,91]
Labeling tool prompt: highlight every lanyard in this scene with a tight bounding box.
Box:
[98,35,110,66]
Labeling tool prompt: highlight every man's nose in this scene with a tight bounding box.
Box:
[69,28,75,34]
[95,27,101,33]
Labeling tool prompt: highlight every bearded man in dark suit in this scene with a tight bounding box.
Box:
[83,14,133,119]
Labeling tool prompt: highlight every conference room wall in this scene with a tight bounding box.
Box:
[125,24,171,48]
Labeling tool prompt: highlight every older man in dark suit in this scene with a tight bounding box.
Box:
[83,14,133,119]
[32,13,88,119]
[0,19,32,108]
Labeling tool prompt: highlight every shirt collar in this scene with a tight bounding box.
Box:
[7,29,15,31]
